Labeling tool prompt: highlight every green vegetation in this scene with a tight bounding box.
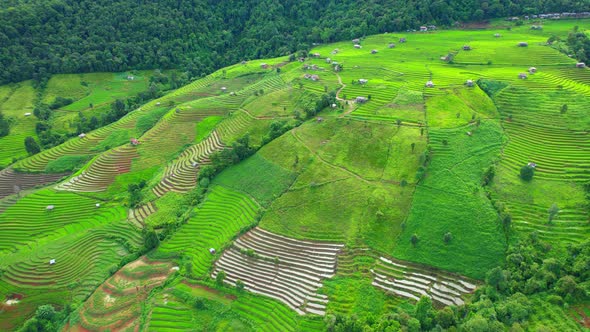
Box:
[0,17,590,332]
[44,155,89,173]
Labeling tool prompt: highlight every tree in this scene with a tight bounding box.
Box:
[519,165,534,181]
[414,296,435,330]
[486,267,507,291]
[436,306,456,329]
[560,104,568,114]
[548,203,559,223]
[35,304,56,321]
[443,232,452,244]
[235,279,245,292]
[144,228,160,250]
[410,234,419,247]
[0,112,9,137]
[216,270,226,286]
[24,136,41,155]
[411,142,415,152]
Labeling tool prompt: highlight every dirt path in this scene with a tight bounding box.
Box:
[335,73,356,116]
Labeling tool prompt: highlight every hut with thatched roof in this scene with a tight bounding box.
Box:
[528,67,537,74]
[356,96,368,103]
[494,33,501,38]
[354,44,362,49]
[518,42,528,47]
[371,49,378,54]
[358,79,368,85]
[388,43,396,48]
[576,62,586,68]
[260,63,269,69]
[425,81,435,88]
[399,37,407,43]
[352,38,361,44]
[465,79,474,87]
[463,45,472,51]
[518,73,528,79]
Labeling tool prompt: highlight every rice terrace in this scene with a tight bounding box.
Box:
[1,4,590,331]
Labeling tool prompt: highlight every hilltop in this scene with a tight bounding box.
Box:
[0,18,589,331]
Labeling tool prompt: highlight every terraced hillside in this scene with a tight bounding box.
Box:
[371,256,477,307]
[67,256,174,332]
[1,18,590,331]
[212,227,343,315]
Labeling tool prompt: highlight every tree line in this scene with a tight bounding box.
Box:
[1,0,587,84]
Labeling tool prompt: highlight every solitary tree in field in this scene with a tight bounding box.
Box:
[548,203,559,224]
[411,142,416,152]
[443,232,452,244]
[520,165,534,181]
[24,136,41,155]
[410,234,419,247]
[561,104,568,114]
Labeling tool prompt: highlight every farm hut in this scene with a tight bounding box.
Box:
[46,205,54,211]
[175,108,181,114]
[530,25,543,30]
[304,74,312,79]
[209,248,216,255]
[156,102,161,106]
[260,63,268,69]
[494,33,501,37]
[466,131,473,136]
[312,53,321,58]
[518,73,528,79]
[399,37,407,43]
[95,203,100,208]
[529,67,537,74]
[428,25,437,30]
[463,45,472,51]
[310,75,320,81]
[326,58,331,63]
[171,266,180,271]
[388,43,396,48]
[352,38,360,43]
[317,117,323,122]
[192,162,199,167]
[425,80,435,88]
[359,79,368,84]
[127,75,135,80]
[311,64,319,70]
[420,26,428,32]
[230,91,236,96]
[371,49,378,54]
[518,42,528,47]
[130,138,139,145]
[527,162,537,168]
[221,86,227,92]
[240,60,247,65]
[465,79,474,87]
[576,62,586,68]
[356,96,368,103]
[331,103,337,108]
[354,44,362,49]
[331,49,339,54]
[78,133,87,139]
[49,259,56,265]
[24,112,31,116]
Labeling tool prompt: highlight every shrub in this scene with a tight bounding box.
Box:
[410,234,419,247]
[216,270,226,286]
[519,165,534,181]
[443,232,452,244]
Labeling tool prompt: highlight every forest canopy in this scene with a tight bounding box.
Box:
[1,0,588,84]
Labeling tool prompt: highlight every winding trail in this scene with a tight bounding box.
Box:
[335,73,356,116]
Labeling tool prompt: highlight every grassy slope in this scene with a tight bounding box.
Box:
[1,18,589,331]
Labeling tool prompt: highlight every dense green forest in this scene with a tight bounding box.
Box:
[1,0,588,84]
